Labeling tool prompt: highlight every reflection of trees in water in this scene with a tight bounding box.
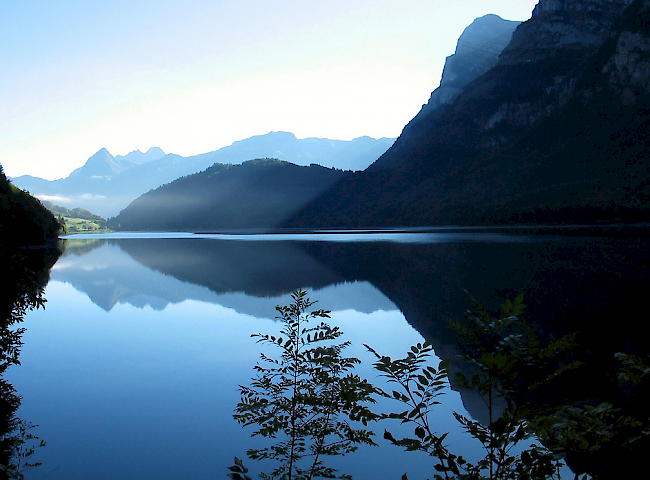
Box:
[0,242,60,479]
[58,238,107,257]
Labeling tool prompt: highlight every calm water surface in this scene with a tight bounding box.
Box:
[8,228,649,479]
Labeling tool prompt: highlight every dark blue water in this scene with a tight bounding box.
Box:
[8,227,649,479]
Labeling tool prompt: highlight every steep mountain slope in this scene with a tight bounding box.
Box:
[109,14,520,232]
[110,159,349,231]
[12,133,392,218]
[285,0,650,228]
[421,14,520,118]
[67,148,136,178]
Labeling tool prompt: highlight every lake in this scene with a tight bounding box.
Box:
[6,227,650,479]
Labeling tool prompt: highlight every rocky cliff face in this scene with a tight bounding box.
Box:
[286,0,650,228]
[468,0,636,137]
[376,0,640,170]
[422,14,519,115]
[601,0,650,102]
[503,0,634,62]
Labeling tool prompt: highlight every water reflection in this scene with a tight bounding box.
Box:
[9,229,650,479]
[0,240,60,478]
[52,239,396,314]
[11,285,434,479]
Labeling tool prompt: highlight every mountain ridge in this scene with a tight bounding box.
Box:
[283,0,650,228]
[103,13,525,232]
[114,147,166,164]
[110,158,350,231]
[11,132,393,218]
[420,14,520,118]
[68,148,135,179]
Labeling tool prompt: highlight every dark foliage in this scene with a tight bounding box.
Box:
[366,295,574,480]
[232,290,377,479]
[0,166,61,245]
[0,164,61,477]
[110,159,350,231]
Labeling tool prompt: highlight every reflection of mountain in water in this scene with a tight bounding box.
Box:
[60,230,650,355]
[58,229,650,477]
[296,229,650,351]
[117,238,344,297]
[53,242,220,311]
[55,239,396,315]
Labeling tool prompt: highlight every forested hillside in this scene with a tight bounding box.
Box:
[110,159,350,231]
[0,165,61,245]
[41,201,108,233]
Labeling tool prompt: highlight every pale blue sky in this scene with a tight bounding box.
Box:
[1,0,538,180]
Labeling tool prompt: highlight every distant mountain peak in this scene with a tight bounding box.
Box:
[115,147,166,164]
[82,148,116,168]
[69,148,131,179]
[11,133,392,217]
[229,131,298,146]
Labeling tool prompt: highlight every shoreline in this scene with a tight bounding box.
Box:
[60,223,650,240]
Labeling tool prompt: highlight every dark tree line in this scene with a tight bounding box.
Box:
[0,162,62,478]
[0,165,62,246]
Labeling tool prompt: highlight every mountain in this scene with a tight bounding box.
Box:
[422,14,520,117]
[110,159,350,231]
[67,147,166,179]
[284,0,650,228]
[68,147,136,178]
[11,133,393,218]
[186,132,393,172]
[114,147,165,165]
[102,14,521,232]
